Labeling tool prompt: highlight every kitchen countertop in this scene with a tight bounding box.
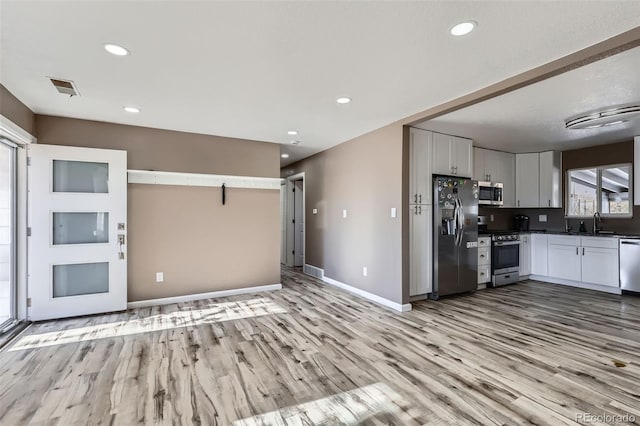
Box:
[480,229,640,239]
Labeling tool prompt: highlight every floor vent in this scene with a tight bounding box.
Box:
[303,264,324,279]
[49,77,80,97]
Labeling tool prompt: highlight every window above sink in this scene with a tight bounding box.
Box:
[566,163,633,218]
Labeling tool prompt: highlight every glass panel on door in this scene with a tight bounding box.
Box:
[0,141,16,330]
[53,160,109,193]
[53,262,109,298]
[53,212,109,245]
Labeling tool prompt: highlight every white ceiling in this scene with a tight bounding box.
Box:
[1,2,639,166]
[415,46,640,153]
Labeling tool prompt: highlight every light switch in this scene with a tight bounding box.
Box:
[312,208,318,215]
[342,209,347,218]
[391,208,397,218]
[539,214,547,222]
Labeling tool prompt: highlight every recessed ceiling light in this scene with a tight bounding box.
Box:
[336,97,351,104]
[104,43,129,56]
[281,153,290,159]
[287,130,298,135]
[123,106,140,113]
[290,140,300,145]
[450,21,477,36]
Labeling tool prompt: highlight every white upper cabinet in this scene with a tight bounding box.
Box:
[453,137,473,178]
[539,151,562,208]
[497,151,516,208]
[516,153,540,208]
[516,151,561,208]
[474,148,516,207]
[432,132,473,178]
[432,132,453,176]
[473,148,485,182]
[409,128,433,205]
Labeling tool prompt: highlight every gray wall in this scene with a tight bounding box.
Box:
[283,123,405,305]
[0,84,35,134]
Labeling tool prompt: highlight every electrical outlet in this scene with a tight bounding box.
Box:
[391,207,397,218]
[156,272,164,283]
[342,209,347,218]
[312,208,318,215]
[362,266,368,277]
[539,214,547,222]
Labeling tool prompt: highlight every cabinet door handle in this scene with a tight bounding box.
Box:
[582,247,585,256]
[576,247,579,255]
[418,194,422,203]
[517,200,520,207]
[414,193,418,203]
[418,205,422,215]
[548,199,551,207]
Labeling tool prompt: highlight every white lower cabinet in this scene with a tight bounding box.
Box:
[519,233,531,277]
[409,204,432,296]
[532,234,620,291]
[548,243,581,281]
[478,236,491,285]
[530,234,548,276]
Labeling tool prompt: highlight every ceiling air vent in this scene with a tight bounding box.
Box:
[49,78,80,97]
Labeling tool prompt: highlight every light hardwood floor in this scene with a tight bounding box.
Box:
[1,268,640,425]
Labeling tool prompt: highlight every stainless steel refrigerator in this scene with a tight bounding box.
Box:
[432,176,478,298]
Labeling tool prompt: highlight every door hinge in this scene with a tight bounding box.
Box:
[27,227,32,237]
[27,298,31,308]
[27,156,32,166]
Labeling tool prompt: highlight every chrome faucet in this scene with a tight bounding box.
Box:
[593,211,601,234]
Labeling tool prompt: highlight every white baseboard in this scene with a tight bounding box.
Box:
[127,283,282,309]
[529,275,621,295]
[322,276,411,312]
[303,264,324,279]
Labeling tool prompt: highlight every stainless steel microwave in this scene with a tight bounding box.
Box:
[478,182,503,206]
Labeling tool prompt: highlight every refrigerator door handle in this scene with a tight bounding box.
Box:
[457,198,465,246]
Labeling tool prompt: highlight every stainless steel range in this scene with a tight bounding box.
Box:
[490,232,520,287]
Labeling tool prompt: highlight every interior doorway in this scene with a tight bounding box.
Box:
[284,173,305,268]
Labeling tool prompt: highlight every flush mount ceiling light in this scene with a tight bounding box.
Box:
[123,106,140,113]
[565,105,640,129]
[104,43,129,56]
[287,130,298,135]
[290,140,300,145]
[450,21,477,36]
[336,97,351,104]
[281,153,290,159]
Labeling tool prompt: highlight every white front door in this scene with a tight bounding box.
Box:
[28,144,127,321]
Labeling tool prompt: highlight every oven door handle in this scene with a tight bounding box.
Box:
[493,241,520,246]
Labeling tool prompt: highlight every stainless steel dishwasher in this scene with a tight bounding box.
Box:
[620,239,640,292]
